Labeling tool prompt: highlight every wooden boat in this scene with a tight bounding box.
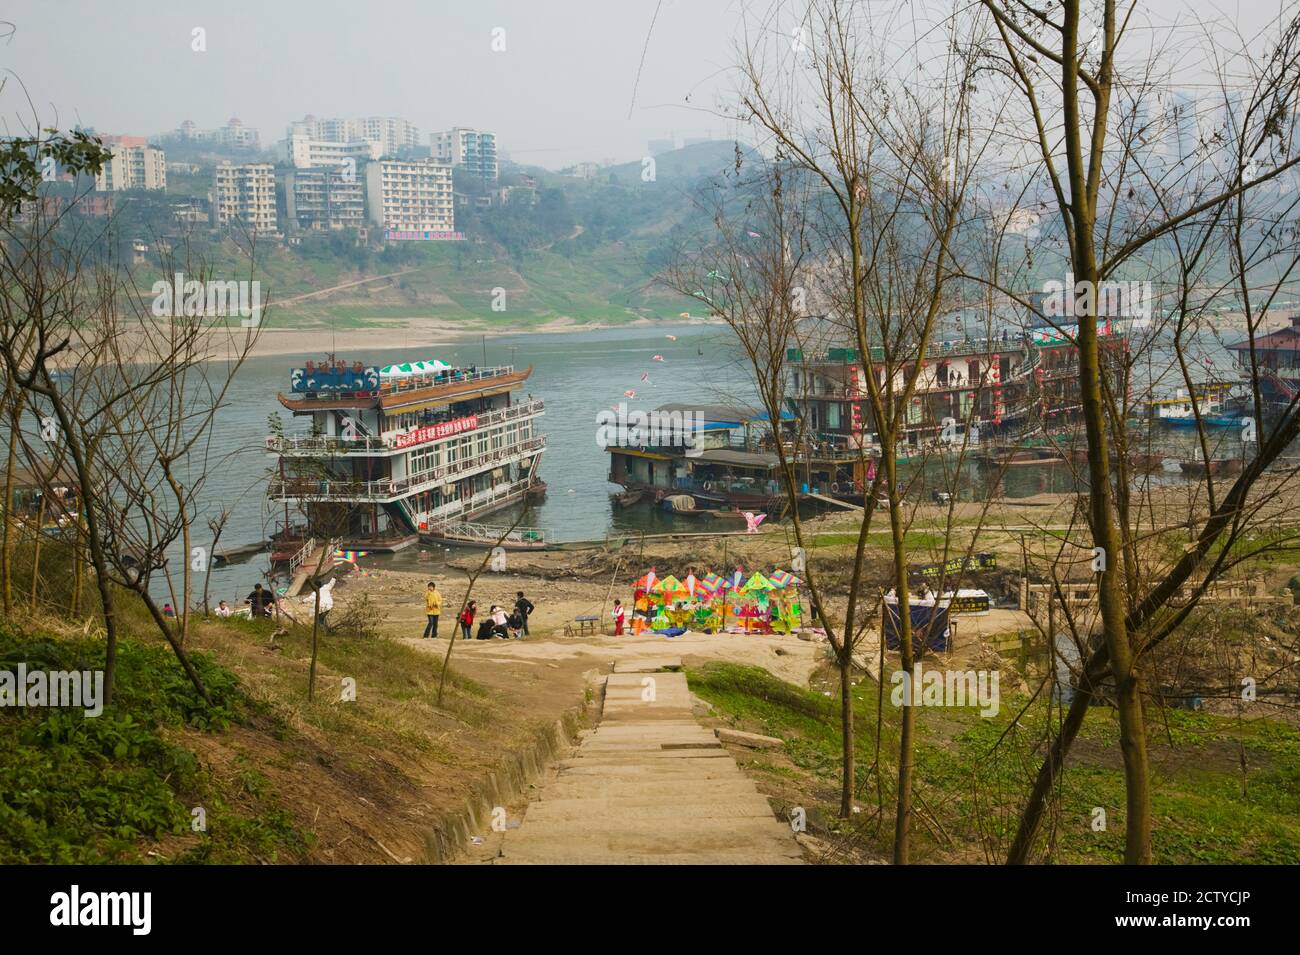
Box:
[613,488,648,508]
[212,541,270,566]
[1062,446,1164,472]
[1180,457,1244,478]
[340,533,419,553]
[976,447,1065,468]
[420,528,550,550]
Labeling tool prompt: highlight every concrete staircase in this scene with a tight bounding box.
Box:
[496,659,804,865]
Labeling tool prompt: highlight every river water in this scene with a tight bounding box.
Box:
[188,322,757,603]
[23,320,1263,606]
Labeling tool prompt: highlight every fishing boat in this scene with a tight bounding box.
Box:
[1179,457,1245,478]
[976,447,1065,468]
[612,488,648,508]
[268,356,547,548]
[1147,382,1241,428]
[1061,445,1165,472]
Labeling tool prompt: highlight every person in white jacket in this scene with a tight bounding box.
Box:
[302,578,335,630]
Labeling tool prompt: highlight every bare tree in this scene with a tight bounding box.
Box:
[978,0,1300,863]
[732,0,1001,861]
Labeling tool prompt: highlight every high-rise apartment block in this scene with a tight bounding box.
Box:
[94,139,167,191]
[285,167,367,231]
[288,115,420,156]
[175,118,261,149]
[213,161,278,234]
[288,136,382,170]
[432,128,498,181]
[364,159,455,235]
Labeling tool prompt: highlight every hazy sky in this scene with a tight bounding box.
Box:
[1,0,1288,170]
[2,0,745,169]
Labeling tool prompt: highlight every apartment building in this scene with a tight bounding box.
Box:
[212,162,278,234]
[175,117,261,149]
[432,127,498,181]
[364,159,455,234]
[288,115,421,156]
[94,141,167,191]
[287,136,383,170]
[285,167,367,231]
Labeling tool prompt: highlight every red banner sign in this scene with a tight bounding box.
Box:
[394,414,479,450]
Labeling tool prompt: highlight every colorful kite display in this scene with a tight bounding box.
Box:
[627,565,804,637]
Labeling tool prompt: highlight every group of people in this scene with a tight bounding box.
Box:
[208,581,332,630]
[422,581,535,641]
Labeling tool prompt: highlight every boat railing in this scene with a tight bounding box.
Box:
[285,537,316,575]
[428,520,551,546]
[268,435,546,502]
[380,364,517,395]
[267,399,545,455]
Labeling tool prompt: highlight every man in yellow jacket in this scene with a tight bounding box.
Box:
[423,581,442,638]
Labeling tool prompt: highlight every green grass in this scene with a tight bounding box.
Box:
[812,531,948,552]
[0,625,312,864]
[687,661,1300,863]
[188,235,694,329]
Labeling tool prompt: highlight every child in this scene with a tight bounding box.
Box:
[459,600,477,640]
[612,599,626,636]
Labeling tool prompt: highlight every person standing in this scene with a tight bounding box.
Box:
[612,599,626,636]
[514,591,535,637]
[246,583,273,617]
[423,581,441,638]
[459,600,477,640]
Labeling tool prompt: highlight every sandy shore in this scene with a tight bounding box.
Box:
[199,315,726,363]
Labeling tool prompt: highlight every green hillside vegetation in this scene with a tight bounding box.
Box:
[689,660,1300,864]
[85,142,753,330]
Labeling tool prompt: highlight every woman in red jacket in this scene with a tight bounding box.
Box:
[459,600,477,640]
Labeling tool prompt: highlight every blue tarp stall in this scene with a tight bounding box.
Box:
[883,597,951,653]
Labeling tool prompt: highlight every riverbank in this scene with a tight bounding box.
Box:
[192,314,728,364]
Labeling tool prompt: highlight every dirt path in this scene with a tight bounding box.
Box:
[275,267,424,305]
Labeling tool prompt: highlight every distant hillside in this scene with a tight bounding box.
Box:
[130,143,757,330]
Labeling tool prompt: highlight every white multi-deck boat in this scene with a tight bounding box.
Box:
[266,358,547,556]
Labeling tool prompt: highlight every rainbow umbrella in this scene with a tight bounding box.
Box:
[742,571,776,593]
[769,569,801,588]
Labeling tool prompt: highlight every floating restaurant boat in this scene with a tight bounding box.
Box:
[267,356,548,552]
[1227,315,1300,423]
[1145,381,1241,428]
[780,316,1130,488]
[604,402,791,512]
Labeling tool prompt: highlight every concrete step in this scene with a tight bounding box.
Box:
[497,849,804,865]
[612,657,682,673]
[540,779,765,800]
[496,831,800,867]
[489,666,804,865]
[521,795,779,822]
[551,762,752,779]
